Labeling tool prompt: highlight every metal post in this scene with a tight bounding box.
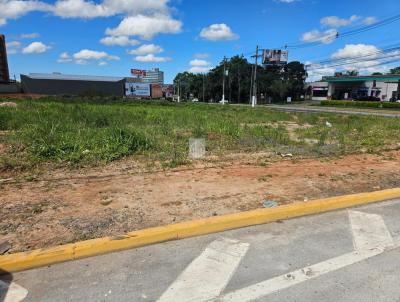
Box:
[202,74,205,103]
[221,57,226,104]
[252,45,259,108]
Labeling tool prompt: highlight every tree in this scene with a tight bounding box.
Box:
[371,72,383,76]
[389,66,400,75]
[345,70,359,76]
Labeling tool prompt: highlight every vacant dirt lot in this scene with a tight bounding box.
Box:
[1,150,400,253]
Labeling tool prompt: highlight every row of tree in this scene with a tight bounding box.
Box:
[173,56,307,104]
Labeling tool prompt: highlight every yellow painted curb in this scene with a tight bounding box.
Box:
[1,188,400,273]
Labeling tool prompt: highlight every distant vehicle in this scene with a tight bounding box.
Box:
[192,98,199,102]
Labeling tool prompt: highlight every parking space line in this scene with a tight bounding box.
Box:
[220,210,396,302]
[349,210,394,251]
[157,238,249,302]
[0,280,28,302]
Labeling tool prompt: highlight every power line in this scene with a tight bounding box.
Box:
[281,13,400,50]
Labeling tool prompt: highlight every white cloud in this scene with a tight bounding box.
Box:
[331,44,380,60]
[98,61,108,66]
[321,15,359,27]
[73,49,119,61]
[363,16,377,25]
[100,35,139,46]
[276,0,297,2]
[105,13,182,40]
[189,59,210,67]
[128,44,163,55]
[307,44,400,79]
[301,29,337,44]
[134,54,171,62]
[200,23,239,41]
[189,66,211,73]
[57,52,72,63]
[20,32,39,39]
[6,41,21,54]
[22,41,51,54]
[188,58,212,73]
[75,59,88,65]
[194,53,209,59]
[0,0,51,25]
[0,0,180,42]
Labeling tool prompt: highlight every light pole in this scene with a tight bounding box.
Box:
[221,57,227,104]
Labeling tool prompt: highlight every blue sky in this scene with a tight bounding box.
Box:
[1,0,400,83]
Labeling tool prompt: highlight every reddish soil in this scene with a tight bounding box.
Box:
[1,151,400,253]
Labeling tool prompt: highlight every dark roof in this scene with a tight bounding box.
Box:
[24,73,125,82]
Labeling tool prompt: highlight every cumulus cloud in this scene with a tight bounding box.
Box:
[321,15,359,27]
[127,44,163,55]
[188,58,212,73]
[200,24,239,41]
[100,35,139,46]
[105,13,182,40]
[134,54,171,62]
[57,52,73,63]
[301,29,338,44]
[0,0,51,25]
[6,41,21,54]
[73,49,119,61]
[22,41,51,54]
[307,44,400,79]
[189,59,210,67]
[0,0,182,40]
[98,61,108,66]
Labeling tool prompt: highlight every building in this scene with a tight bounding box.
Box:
[307,81,329,101]
[325,75,400,101]
[308,75,400,101]
[140,68,164,84]
[0,34,10,83]
[21,73,126,96]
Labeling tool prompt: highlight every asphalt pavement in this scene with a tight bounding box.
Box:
[2,199,400,302]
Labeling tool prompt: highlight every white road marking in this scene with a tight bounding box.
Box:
[219,210,395,302]
[348,210,394,251]
[157,238,249,302]
[219,248,386,302]
[0,281,28,302]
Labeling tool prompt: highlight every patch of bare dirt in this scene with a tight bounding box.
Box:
[1,151,400,253]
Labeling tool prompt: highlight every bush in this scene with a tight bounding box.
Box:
[320,100,400,109]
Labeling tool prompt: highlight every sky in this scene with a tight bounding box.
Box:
[1,0,400,83]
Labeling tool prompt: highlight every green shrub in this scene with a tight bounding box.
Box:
[320,100,400,109]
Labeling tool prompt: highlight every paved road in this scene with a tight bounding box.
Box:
[2,199,400,302]
[266,104,400,118]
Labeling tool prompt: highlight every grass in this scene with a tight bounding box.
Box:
[1,97,400,171]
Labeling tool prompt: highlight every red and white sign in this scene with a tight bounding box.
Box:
[131,69,147,77]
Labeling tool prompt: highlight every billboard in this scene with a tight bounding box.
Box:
[262,50,288,65]
[162,84,174,98]
[131,69,147,77]
[0,35,10,83]
[125,83,150,97]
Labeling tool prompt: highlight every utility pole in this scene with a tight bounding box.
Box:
[251,45,260,108]
[202,74,205,102]
[221,56,227,105]
[177,80,181,103]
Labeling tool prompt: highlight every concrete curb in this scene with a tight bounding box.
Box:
[1,188,400,273]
